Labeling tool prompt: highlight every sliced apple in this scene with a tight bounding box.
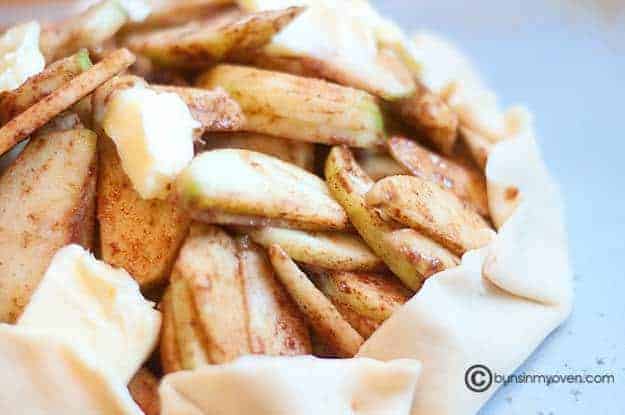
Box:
[0,48,135,157]
[97,134,191,289]
[312,269,411,323]
[169,277,210,370]
[197,64,385,148]
[325,146,458,290]
[160,289,183,374]
[35,111,84,136]
[238,237,311,355]
[176,149,350,231]
[173,224,250,364]
[125,7,303,68]
[202,132,314,171]
[268,244,363,357]
[387,136,489,217]
[366,175,494,255]
[128,368,160,415]
[389,82,459,155]
[332,302,380,339]
[0,129,97,323]
[240,226,384,272]
[459,127,492,170]
[356,150,409,181]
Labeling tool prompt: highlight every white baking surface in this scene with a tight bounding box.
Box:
[0,0,623,413]
[370,1,624,414]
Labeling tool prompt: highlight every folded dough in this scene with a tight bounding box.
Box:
[0,245,161,414]
[0,325,143,415]
[485,131,572,306]
[160,355,421,415]
[17,244,162,383]
[358,127,572,414]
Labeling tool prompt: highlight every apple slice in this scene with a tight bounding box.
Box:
[160,289,183,374]
[128,368,160,415]
[169,277,211,371]
[202,132,314,171]
[356,150,409,181]
[97,134,191,289]
[240,226,384,272]
[176,149,350,231]
[197,64,385,148]
[365,175,495,255]
[0,48,135,157]
[0,128,97,323]
[387,136,489,217]
[312,269,411,323]
[238,237,311,355]
[125,7,303,68]
[325,146,458,290]
[268,245,363,357]
[388,83,459,155]
[173,224,250,365]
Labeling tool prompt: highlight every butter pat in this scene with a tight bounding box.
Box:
[239,0,416,100]
[118,0,152,22]
[102,84,198,199]
[0,21,45,93]
[18,244,161,383]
